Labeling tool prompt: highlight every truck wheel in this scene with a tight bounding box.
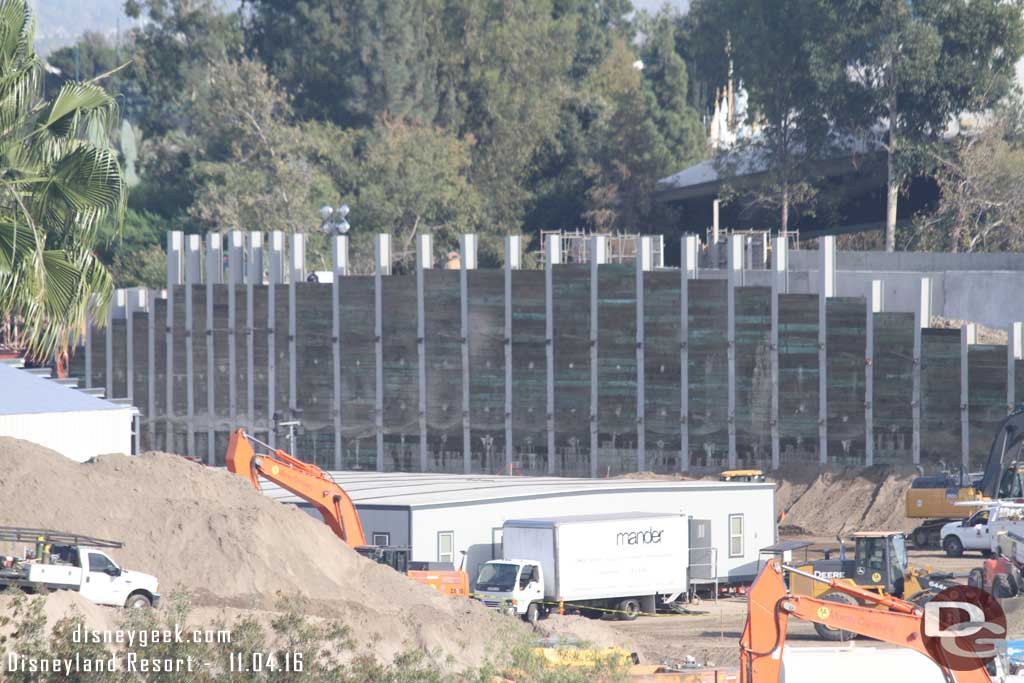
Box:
[617,598,641,621]
[813,592,860,642]
[993,574,1017,600]
[912,528,930,549]
[968,568,985,589]
[523,603,540,626]
[942,535,964,558]
[126,593,152,609]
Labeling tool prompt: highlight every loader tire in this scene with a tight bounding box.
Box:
[993,574,1017,600]
[813,592,860,642]
[968,568,985,590]
[617,598,641,621]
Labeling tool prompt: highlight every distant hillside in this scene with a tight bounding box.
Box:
[31,0,135,55]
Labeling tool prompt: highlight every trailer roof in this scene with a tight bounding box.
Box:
[0,364,129,416]
[504,512,686,527]
[259,471,774,509]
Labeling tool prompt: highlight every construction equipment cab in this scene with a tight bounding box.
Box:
[225,430,469,597]
[788,531,955,639]
[905,406,1024,547]
[0,527,159,609]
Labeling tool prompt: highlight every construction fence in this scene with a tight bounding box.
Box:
[73,231,1024,476]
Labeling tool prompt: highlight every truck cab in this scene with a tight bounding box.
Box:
[940,508,992,557]
[474,559,544,624]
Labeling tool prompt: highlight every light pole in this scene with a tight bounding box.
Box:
[320,203,351,235]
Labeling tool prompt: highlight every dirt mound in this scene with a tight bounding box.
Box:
[0,437,517,666]
[775,465,918,536]
[931,315,1007,345]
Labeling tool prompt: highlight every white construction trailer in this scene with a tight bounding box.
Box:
[261,472,776,591]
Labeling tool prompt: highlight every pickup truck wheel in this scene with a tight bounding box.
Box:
[617,598,641,621]
[942,535,964,558]
[126,594,152,609]
[813,592,860,641]
[524,603,539,626]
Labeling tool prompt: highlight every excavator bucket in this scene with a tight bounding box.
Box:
[225,430,259,488]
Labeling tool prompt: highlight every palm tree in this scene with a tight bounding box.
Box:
[0,0,124,363]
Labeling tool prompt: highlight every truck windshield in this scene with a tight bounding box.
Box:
[475,563,520,592]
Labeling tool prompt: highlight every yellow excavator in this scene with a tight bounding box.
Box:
[905,406,1024,548]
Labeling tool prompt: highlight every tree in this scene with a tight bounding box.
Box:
[690,0,839,233]
[914,104,1024,253]
[832,0,1024,251]
[0,0,124,361]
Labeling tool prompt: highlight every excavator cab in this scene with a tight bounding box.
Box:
[355,546,410,574]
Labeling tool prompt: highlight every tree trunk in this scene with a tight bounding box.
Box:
[781,181,790,234]
[885,74,898,252]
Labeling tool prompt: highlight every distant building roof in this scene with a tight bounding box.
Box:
[259,471,773,509]
[0,364,127,416]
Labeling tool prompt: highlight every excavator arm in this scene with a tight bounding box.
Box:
[979,407,1024,499]
[225,430,366,547]
[740,558,992,683]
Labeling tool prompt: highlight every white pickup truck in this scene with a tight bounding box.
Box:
[940,503,1024,558]
[0,527,159,609]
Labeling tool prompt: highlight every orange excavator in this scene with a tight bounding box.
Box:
[225,430,469,597]
[740,557,995,682]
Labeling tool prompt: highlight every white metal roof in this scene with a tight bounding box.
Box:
[259,471,773,509]
[0,364,128,416]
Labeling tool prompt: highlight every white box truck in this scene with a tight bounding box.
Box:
[473,512,688,624]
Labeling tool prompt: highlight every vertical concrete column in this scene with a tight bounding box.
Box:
[204,234,222,463]
[770,235,788,470]
[459,234,477,473]
[654,235,665,269]
[246,232,262,434]
[590,235,606,478]
[267,231,284,447]
[726,234,743,468]
[105,289,126,398]
[184,235,201,456]
[374,234,390,472]
[680,237,696,472]
[961,323,976,469]
[166,230,183,453]
[711,199,721,266]
[635,236,652,472]
[417,234,433,472]
[228,231,244,434]
[817,235,835,465]
[683,234,700,280]
[1010,322,1023,412]
[912,277,932,465]
[503,235,520,472]
[865,281,883,467]
[147,289,156,448]
[288,233,305,425]
[544,235,561,474]
[125,288,146,405]
[331,235,348,470]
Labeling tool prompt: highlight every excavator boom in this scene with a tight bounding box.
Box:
[225,430,366,547]
[740,558,992,683]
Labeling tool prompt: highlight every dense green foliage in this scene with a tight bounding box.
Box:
[59,0,706,274]
[0,0,125,359]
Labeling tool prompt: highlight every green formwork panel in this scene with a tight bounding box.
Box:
[67,343,86,385]
[689,280,729,469]
[468,270,506,474]
[644,271,682,474]
[191,287,207,418]
[171,286,188,452]
[233,286,248,434]
[250,286,270,425]
[921,329,961,466]
[338,277,376,470]
[272,286,290,437]
[151,298,167,451]
[110,319,127,398]
[968,346,1008,471]
[382,275,420,472]
[424,269,463,473]
[826,297,866,466]
[89,324,106,390]
[873,312,914,465]
[211,287,230,424]
[735,286,772,470]
[1018,361,1024,411]
[131,312,148,445]
[510,270,547,475]
[553,264,590,477]
[294,283,334,469]
[778,294,819,465]
[597,264,637,477]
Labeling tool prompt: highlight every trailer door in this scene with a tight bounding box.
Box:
[689,518,713,580]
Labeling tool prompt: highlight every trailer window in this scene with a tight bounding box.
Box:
[729,515,744,558]
[371,533,390,547]
[437,532,454,564]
